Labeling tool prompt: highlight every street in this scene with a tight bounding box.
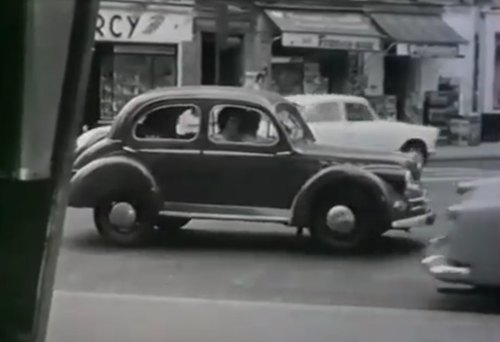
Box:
[45,160,500,341]
[53,162,500,313]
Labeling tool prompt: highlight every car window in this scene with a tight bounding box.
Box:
[345,102,374,122]
[306,102,342,123]
[208,105,279,146]
[134,105,200,141]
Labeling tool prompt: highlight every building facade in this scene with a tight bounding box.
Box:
[84,0,484,136]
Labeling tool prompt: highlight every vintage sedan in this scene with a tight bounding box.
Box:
[422,177,500,290]
[286,94,440,169]
[69,86,435,251]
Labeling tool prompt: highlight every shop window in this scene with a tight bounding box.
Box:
[135,105,200,141]
[99,45,177,122]
[345,102,374,122]
[306,102,342,122]
[208,105,278,145]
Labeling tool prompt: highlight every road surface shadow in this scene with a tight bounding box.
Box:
[66,227,425,260]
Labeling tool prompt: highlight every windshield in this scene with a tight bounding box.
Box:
[274,102,315,143]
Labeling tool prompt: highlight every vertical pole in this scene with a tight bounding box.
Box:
[33,1,99,341]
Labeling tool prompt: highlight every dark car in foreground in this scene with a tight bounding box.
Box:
[69,86,434,252]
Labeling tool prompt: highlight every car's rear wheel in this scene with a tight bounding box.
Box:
[310,188,382,252]
[93,192,157,247]
[155,216,190,233]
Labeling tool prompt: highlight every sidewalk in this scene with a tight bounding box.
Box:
[431,142,500,162]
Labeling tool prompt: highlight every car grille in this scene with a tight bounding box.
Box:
[408,190,429,215]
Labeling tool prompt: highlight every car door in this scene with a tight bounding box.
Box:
[125,100,206,204]
[343,101,391,151]
[305,101,348,147]
[199,102,311,209]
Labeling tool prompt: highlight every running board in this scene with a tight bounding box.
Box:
[160,202,291,225]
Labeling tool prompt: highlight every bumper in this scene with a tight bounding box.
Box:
[391,188,435,229]
[421,236,471,284]
[392,211,436,229]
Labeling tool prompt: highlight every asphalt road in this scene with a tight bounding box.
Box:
[53,161,500,313]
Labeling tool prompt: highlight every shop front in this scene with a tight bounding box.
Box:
[84,1,194,127]
[262,9,383,96]
[368,10,467,127]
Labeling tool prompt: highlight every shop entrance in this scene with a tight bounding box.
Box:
[201,32,243,86]
[384,56,411,121]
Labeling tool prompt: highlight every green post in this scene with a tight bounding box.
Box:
[0,1,98,341]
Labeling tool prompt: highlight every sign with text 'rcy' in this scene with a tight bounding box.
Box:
[95,6,193,43]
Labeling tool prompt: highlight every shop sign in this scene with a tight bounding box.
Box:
[95,7,193,43]
[282,32,381,52]
[397,43,459,58]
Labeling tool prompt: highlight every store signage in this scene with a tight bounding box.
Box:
[95,6,193,43]
[282,32,381,52]
[397,43,459,58]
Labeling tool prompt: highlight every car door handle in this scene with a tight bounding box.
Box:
[276,151,292,156]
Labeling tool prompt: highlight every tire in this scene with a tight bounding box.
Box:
[401,142,427,169]
[155,216,190,233]
[310,188,383,252]
[93,191,157,247]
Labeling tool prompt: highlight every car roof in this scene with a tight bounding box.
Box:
[132,86,289,109]
[286,94,368,106]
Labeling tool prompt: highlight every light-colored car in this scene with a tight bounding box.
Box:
[422,176,500,291]
[286,94,440,168]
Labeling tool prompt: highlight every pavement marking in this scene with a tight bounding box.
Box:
[53,289,494,319]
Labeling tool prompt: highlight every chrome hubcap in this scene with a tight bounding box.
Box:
[108,202,137,231]
[326,205,355,234]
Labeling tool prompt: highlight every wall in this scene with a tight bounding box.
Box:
[479,9,500,114]
[415,6,476,116]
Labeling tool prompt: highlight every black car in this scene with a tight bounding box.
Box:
[70,86,435,251]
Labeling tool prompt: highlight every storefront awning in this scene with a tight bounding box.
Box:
[265,10,384,52]
[370,13,467,57]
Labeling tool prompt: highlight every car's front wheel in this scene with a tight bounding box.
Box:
[93,193,157,247]
[310,188,382,252]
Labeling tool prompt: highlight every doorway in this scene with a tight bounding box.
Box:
[201,32,243,86]
[384,56,411,121]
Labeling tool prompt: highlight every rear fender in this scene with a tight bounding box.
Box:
[290,164,392,227]
[69,155,161,210]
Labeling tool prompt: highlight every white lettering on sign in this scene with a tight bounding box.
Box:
[409,44,459,58]
[95,7,193,43]
[282,32,380,52]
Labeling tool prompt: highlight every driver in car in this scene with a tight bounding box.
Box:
[216,107,260,143]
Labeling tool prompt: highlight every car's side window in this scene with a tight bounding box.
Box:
[208,105,279,146]
[345,103,374,122]
[307,102,342,122]
[134,104,201,141]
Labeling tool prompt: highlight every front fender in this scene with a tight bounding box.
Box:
[290,164,392,227]
[69,155,161,210]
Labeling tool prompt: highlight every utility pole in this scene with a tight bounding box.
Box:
[0,1,98,341]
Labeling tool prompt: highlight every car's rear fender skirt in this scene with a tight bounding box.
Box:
[290,164,392,227]
[69,155,162,210]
